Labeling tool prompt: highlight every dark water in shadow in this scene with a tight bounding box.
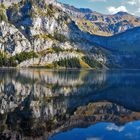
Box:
[0,69,140,140]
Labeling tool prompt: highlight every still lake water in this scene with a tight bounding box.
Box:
[0,69,140,140]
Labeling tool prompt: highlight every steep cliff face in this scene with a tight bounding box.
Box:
[95,27,140,68]
[0,21,32,54]
[0,0,109,68]
[0,0,140,68]
[106,27,140,52]
[0,0,21,7]
[0,0,109,67]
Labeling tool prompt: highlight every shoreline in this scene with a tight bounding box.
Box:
[0,67,140,71]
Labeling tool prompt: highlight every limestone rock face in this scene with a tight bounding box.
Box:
[45,0,57,4]
[1,0,139,68]
[0,0,21,7]
[0,21,32,55]
[0,0,109,68]
[19,51,81,67]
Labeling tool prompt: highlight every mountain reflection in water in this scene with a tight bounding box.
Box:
[0,69,140,140]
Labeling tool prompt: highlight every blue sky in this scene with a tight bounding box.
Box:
[58,0,140,16]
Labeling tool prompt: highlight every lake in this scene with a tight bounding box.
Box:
[0,69,140,140]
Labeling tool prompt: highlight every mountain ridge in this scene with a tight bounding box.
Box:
[0,0,109,69]
[0,0,140,69]
[61,3,140,36]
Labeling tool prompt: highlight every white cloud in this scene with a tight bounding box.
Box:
[106,124,125,132]
[125,0,140,15]
[87,137,102,140]
[107,6,128,14]
[136,8,140,13]
[127,0,140,5]
[127,0,137,5]
[125,133,133,138]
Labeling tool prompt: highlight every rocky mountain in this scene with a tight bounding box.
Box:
[0,0,140,69]
[0,0,110,68]
[0,0,20,7]
[62,3,140,36]
[103,27,140,51]
[94,27,140,68]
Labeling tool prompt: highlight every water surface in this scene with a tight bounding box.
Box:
[0,69,140,140]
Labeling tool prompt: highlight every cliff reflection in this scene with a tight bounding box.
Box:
[0,69,140,140]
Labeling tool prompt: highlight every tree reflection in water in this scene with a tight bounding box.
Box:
[0,69,140,140]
